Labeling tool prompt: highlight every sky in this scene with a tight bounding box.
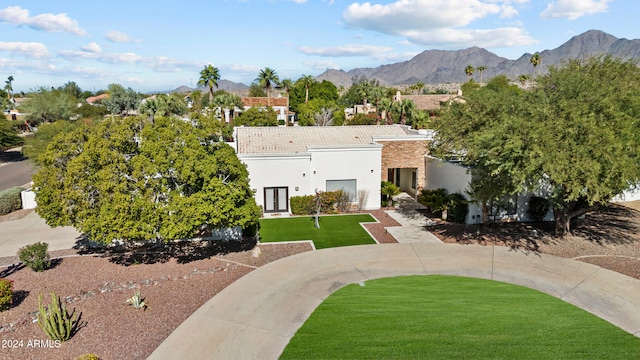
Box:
[0,0,637,93]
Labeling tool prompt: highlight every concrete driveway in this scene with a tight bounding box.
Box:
[0,211,81,258]
[149,243,640,359]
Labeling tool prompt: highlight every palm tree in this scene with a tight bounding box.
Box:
[213,93,243,124]
[530,53,541,78]
[256,67,279,103]
[379,97,395,125]
[476,66,486,83]
[4,75,14,100]
[464,64,475,79]
[518,74,530,86]
[394,98,416,125]
[299,75,315,103]
[279,78,293,97]
[197,65,221,104]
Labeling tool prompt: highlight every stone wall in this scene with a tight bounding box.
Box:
[378,139,430,192]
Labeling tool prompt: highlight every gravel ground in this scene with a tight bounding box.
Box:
[1,206,639,359]
[429,203,640,280]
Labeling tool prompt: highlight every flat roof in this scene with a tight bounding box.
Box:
[235,125,412,154]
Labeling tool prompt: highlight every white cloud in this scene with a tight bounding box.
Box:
[342,0,535,48]
[105,30,141,43]
[298,44,394,57]
[289,0,308,3]
[81,42,102,53]
[403,27,537,48]
[147,56,201,73]
[303,60,340,70]
[540,0,612,20]
[0,6,87,36]
[343,0,510,33]
[0,41,50,58]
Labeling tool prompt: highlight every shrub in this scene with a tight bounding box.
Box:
[290,195,315,215]
[0,278,13,311]
[37,292,79,342]
[75,354,100,360]
[418,188,449,215]
[18,242,51,272]
[0,186,24,215]
[333,189,351,213]
[527,196,550,222]
[381,181,401,207]
[446,193,469,223]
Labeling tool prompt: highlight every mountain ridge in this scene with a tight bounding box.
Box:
[316,30,640,87]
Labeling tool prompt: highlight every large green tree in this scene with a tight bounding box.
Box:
[33,116,260,244]
[234,106,278,127]
[103,84,140,116]
[0,120,22,150]
[21,87,77,125]
[22,120,81,163]
[433,58,640,236]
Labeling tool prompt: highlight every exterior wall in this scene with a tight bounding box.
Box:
[307,145,382,210]
[239,145,383,213]
[424,157,479,223]
[425,157,554,224]
[378,139,430,195]
[239,154,312,213]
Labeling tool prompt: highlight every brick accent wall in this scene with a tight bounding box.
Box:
[378,139,430,191]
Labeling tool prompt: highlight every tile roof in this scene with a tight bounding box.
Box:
[401,94,458,110]
[241,97,288,107]
[236,125,410,154]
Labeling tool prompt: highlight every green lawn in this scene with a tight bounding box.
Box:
[259,214,377,249]
[281,275,640,359]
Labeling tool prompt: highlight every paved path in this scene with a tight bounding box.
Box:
[149,243,640,359]
[385,193,442,244]
[0,211,81,258]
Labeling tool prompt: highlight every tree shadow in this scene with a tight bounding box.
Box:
[430,221,548,253]
[76,237,258,266]
[0,263,25,277]
[571,204,640,245]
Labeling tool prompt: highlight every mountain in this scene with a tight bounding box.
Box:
[157,80,249,94]
[316,30,640,87]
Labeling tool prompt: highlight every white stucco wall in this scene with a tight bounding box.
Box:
[424,157,480,223]
[307,145,382,210]
[239,153,312,212]
[425,157,555,224]
[240,144,383,213]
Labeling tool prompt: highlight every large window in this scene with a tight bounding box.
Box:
[326,179,357,202]
[264,187,288,213]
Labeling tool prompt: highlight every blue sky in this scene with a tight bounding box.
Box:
[0,0,636,93]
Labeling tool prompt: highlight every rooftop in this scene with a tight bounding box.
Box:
[235,125,414,154]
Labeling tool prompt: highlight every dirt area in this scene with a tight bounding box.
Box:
[1,205,639,359]
[427,203,640,280]
[0,241,313,360]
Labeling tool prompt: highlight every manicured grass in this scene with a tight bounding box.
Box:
[281,275,640,359]
[259,214,377,249]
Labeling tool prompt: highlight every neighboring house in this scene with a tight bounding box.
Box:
[395,92,462,114]
[235,96,293,124]
[232,125,431,215]
[86,94,109,104]
[345,103,376,121]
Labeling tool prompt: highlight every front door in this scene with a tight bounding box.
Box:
[264,187,288,212]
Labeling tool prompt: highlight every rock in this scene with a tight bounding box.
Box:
[252,246,262,258]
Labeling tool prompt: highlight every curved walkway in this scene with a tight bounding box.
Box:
[149,243,640,360]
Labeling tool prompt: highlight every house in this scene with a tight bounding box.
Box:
[233,96,293,124]
[394,92,462,114]
[232,125,432,214]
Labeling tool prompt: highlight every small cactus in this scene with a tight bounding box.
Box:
[37,292,78,341]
